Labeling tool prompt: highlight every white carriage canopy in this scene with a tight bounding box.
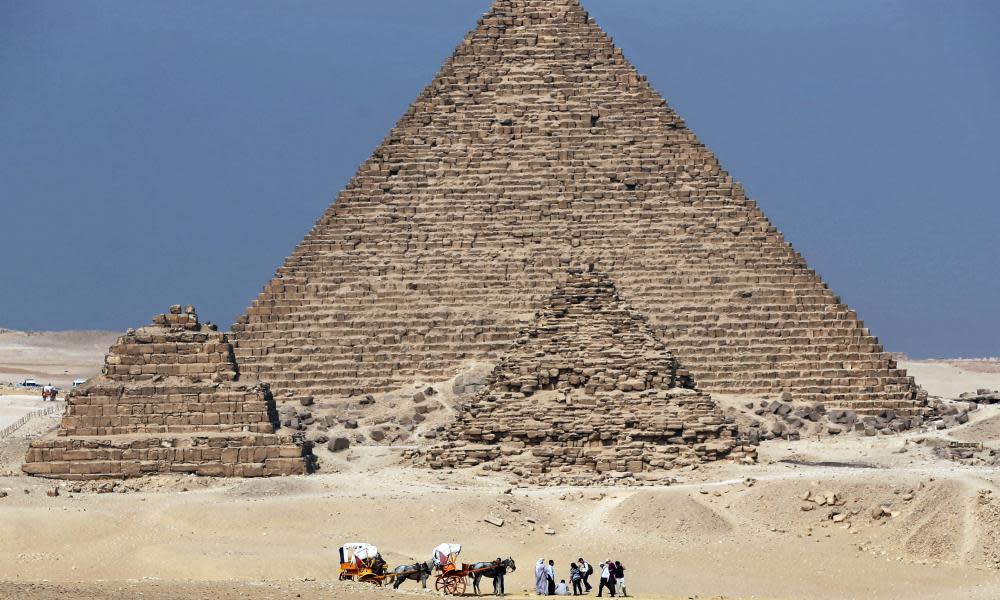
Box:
[432,543,462,567]
[340,542,380,564]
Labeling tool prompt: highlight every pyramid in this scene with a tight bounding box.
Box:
[422,269,754,479]
[232,0,921,415]
[23,306,311,479]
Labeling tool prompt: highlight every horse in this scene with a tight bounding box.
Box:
[468,557,516,596]
[392,560,432,589]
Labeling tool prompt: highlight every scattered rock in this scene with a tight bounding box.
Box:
[484,515,504,527]
[327,438,350,452]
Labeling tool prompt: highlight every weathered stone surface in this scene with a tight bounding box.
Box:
[230,0,921,416]
[23,307,312,479]
[328,437,350,453]
[420,270,755,479]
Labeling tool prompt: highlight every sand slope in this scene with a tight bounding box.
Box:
[1,333,998,600]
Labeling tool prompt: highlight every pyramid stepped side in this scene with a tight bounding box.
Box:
[61,307,273,436]
[231,0,920,414]
[22,306,311,480]
[421,270,756,481]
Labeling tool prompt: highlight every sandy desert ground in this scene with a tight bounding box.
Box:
[0,331,998,600]
[0,328,118,390]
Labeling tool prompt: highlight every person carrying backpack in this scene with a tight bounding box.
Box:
[577,558,593,593]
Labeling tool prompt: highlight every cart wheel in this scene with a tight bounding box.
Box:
[452,576,467,596]
[435,576,447,593]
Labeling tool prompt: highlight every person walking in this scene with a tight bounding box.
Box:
[569,563,583,596]
[578,557,593,593]
[597,562,615,597]
[606,559,617,598]
[547,559,556,596]
[613,561,626,597]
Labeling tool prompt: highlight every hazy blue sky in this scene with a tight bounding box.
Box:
[1,0,998,358]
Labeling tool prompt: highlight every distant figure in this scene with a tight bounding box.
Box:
[555,580,570,596]
[569,563,583,596]
[42,384,53,401]
[578,557,593,593]
[547,559,556,595]
[613,561,626,597]
[535,559,548,595]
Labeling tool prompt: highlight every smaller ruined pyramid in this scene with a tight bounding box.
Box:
[424,269,754,481]
[475,268,694,396]
[23,306,311,479]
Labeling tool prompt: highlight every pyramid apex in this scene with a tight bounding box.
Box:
[485,0,589,19]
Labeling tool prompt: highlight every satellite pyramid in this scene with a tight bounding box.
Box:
[232,0,921,415]
[423,268,754,478]
[23,306,311,479]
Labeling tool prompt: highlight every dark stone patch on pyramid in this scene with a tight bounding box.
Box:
[420,269,756,481]
[231,0,923,416]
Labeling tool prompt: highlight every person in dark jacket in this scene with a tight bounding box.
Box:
[613,561,626,597]
[569,563,583,596]
[547,559,556,595]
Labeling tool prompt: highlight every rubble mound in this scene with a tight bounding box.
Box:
[22,306,312,479]
[958,388,1000,404]
[738,398,929,442]
[418,269,755,483]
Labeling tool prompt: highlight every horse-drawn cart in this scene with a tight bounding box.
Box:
[338,543,388,585]
[431,543,515,596]
[433,542,472,595]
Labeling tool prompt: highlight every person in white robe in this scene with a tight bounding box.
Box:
[535,558,548,595]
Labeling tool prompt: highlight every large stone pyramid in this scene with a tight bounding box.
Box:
[23,306,311,479]
[232,0,920,414]
[423,268,754,480]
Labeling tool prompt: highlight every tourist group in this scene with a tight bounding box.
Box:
[535,558,627,597]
